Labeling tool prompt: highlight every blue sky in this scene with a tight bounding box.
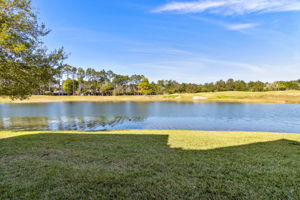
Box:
[33,0,300,83]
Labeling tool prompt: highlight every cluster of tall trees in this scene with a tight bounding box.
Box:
[38,66,300,96]
[51,65,149,96]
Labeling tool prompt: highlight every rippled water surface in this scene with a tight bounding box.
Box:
[0,102,300,133]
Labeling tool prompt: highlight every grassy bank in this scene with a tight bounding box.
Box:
[1,91,300,104]
[1,129,300,199]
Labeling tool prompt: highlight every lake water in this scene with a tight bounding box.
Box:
[0,102,300,133]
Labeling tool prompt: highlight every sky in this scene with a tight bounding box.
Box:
[32,0,300,83]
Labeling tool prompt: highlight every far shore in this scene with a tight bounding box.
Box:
[1,90,300,104]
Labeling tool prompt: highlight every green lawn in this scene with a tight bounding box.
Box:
[1,130,300,199]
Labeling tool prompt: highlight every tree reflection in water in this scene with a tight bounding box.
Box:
[0,116,146,130]
[1,102,300,132]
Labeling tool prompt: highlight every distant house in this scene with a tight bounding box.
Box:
[52,90,64,96]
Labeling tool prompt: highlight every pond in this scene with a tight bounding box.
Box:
[0,102,300,133]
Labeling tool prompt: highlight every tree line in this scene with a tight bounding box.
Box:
[1,0,300,99]
[38,65,300,96]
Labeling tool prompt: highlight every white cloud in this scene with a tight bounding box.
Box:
[153,0,300,15]
[127,47,192,56]
[225,23,258,30]
[191,16,258,31]
[200,58,265,73]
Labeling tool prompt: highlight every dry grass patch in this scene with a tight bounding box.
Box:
[1,90,300,104]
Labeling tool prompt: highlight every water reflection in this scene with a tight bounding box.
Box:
[0,102,300,133]
[0,116,145,130]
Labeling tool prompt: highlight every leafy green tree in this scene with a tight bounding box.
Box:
[276,82,288,91]
[0,0,65,99]
[101,82,114,96]
[150,82,159,94]
[113,75,130,95]
[271,81,299,91]
[63,64,72,79]
[183,83,200,93]
[54,65,64,95]
[215,80,226,91]
[70,66,77,95]
[96,70,108,84]
[156,80,166,94]
[85,68,97,94]
[106,70,115,82]
[248,81,266,92]
[235,80,247,91]
[286,81,299,90]
[129,75,144,94]
[163,80,181,94]
[226,79,235,91]
[77,67,86,95]
[200,83,215,92]
[138,78,153,95]
[63,79,78,95]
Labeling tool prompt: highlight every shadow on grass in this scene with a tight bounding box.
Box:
[0,133,300,200]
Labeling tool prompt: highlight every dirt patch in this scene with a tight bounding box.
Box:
[193,96,208,100]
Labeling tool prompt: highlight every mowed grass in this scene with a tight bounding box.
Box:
[173,90,300,104]
[1,130,300,199]
[1,90,300,104]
